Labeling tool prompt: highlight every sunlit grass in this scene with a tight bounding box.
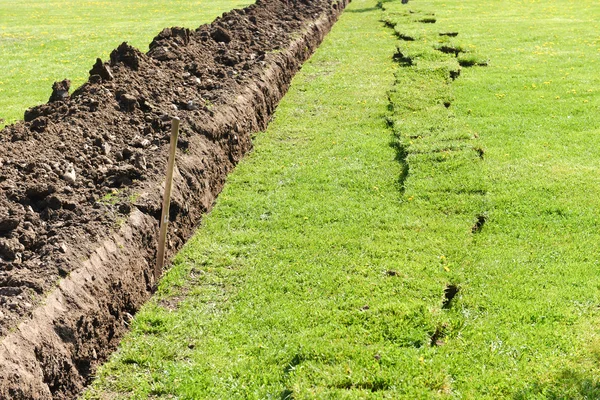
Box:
[383,0,600,397]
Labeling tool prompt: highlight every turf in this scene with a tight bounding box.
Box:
[0,0,252,128]
[383,0,600,397]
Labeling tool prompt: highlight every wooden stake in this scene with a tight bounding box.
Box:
[155,117,180,281]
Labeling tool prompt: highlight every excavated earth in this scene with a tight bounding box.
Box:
[0,0,348,397]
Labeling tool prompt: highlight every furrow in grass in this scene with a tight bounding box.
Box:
[383,2,491,361]
[384,0,600,397]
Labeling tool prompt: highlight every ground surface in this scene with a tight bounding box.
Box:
[86,0,600,398]
[0,0,251,128]
[3,0,600,398]
[0,0,350,397]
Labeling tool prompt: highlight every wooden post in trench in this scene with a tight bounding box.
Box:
[155,117,180,282]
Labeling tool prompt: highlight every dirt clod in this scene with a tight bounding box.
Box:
[211,26,233,43]
[0,217,19,234]
[119,93,138,112]
[89,58,114,81]
[49,80,71,103]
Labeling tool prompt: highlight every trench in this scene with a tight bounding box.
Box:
[0,0,349,398]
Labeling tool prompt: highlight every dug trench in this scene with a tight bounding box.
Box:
[0,0,349,398]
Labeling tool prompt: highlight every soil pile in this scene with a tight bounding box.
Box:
[0,0,348,398]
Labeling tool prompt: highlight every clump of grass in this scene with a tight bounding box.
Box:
[98,190,120,205]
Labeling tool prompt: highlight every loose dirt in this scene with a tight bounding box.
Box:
[0,0,348,398]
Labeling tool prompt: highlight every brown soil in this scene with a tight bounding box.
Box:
[0,0,348,398]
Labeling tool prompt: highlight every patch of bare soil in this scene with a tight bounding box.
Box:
[0,0,349,398]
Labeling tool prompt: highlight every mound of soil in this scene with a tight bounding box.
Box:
[0,0,348,398]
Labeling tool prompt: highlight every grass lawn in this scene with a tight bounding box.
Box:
[0,0,251,128]
[383,0,600,397]
[4,0,600,397]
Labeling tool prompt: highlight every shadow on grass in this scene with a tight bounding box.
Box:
[389,136,409,193]
[345,7,380,13]
[514,370,600,400]
[376,0,398,9]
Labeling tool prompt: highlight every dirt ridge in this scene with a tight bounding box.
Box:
[0,0,349,398]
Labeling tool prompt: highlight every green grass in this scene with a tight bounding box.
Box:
[382,0,600,397]
[0,0,251,128]
[6,0,598,397]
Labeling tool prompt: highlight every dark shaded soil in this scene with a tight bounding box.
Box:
[442,284,460,309]
[0,0,348,398]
